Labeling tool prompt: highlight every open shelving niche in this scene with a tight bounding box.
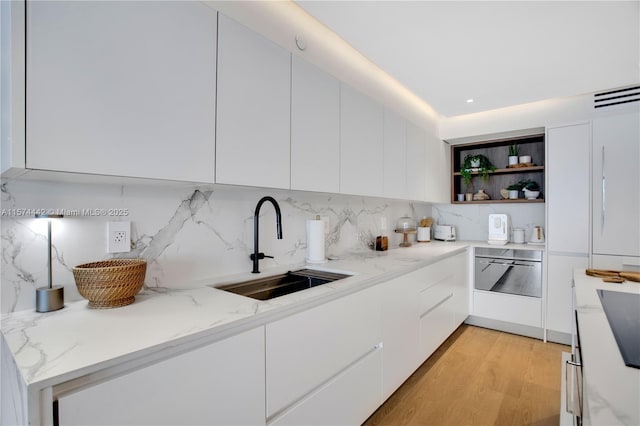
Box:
[450,133,545,204]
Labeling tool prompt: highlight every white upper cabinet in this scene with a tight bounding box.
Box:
[546,123,591,254]
[216,14,291,189]
[424,132,449,203]
[26,1,217,182]
[291,56,340,193]
[406,122,427,201]
[592,112,640,257]
[383,109,407,199]
[340,84,384,197]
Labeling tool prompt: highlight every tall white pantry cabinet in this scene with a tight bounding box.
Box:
[545,122,590,338]
[545,108,640,340]
[591,111,640,268]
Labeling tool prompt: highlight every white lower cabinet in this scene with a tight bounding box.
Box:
[380,270,421,400]
[51,253,469,426]
[546,254,588,336]
[381,251,468,400]
[57,327,265,426]
[270,347,382,426]
[265,285,382,423]
[473,291,541,328]
[417,253,468,359]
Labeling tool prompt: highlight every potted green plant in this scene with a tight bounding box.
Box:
[460,154,496,186]
[507,179,540,200]
[521,180,540,199]
[508,144,519,166]
[506,182,522,199]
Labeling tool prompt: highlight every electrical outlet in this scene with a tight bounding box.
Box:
[107,221,131,253]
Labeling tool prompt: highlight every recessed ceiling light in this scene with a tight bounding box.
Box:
[466,98,474,103]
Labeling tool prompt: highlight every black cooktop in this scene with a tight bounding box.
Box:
[597,289,640,369]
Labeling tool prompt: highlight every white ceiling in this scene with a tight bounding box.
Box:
[296,1,640,117]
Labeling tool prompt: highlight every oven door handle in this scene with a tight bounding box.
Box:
[478,260,536,268]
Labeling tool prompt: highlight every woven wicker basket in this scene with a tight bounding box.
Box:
[73,259,147,309]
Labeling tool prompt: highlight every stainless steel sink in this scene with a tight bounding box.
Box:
[215,269,351,300]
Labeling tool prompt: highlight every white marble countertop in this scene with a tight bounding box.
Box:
[573,270,640,425]
[1,241,470,392]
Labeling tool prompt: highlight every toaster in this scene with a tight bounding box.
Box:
[434,225,456,241]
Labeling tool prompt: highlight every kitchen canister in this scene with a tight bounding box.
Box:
[306,215,326,264]
[417,227,431,242]
[512,228,525,244]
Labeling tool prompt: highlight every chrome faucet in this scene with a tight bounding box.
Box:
[251,196,283,273]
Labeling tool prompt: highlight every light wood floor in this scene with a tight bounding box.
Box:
[364,325,570,426]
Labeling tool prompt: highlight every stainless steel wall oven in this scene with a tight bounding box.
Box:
[474,247,542,298]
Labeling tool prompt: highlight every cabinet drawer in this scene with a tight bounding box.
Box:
[418,294,455,360]
[270,346,382,425]
[57,327,265,426]
[266,286,382,417]
[418,274,455,316]
[473,290,541,327]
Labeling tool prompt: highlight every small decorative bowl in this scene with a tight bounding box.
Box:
[523,189,540,200]
[73,259,147,309]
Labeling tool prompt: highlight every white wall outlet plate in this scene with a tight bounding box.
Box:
[107,221,131,253]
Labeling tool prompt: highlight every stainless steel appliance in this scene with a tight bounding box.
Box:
[474,247,542,298]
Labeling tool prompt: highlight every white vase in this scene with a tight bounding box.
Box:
[508,190,519,200]
[508,156,518,166]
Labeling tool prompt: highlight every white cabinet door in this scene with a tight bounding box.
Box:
[591,254,640,271]
[216,14,290,189]
[473,291,542,328]
[58,327,265,426]
[271,347,382,426]
[26,1,216,182]
[547,123,591,254]
[291,56,340,193]
[450,252,471,326]
[383,110,407,199]
[592,112,640,257]
[415,253,468,361]
[266,285,382,420]
[380,270,420,400]
[340,84,384,197]
[424,132,449,203]
[546,254,588,335]
[406,122,427,201]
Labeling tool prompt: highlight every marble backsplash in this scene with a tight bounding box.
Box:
[1,178,430,314]
[432,202,545,242]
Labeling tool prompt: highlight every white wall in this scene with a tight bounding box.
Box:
[0,179,430,314]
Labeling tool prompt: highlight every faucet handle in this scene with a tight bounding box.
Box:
[250,253,273,261]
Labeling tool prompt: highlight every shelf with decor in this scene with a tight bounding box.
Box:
[451,133,545,204]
